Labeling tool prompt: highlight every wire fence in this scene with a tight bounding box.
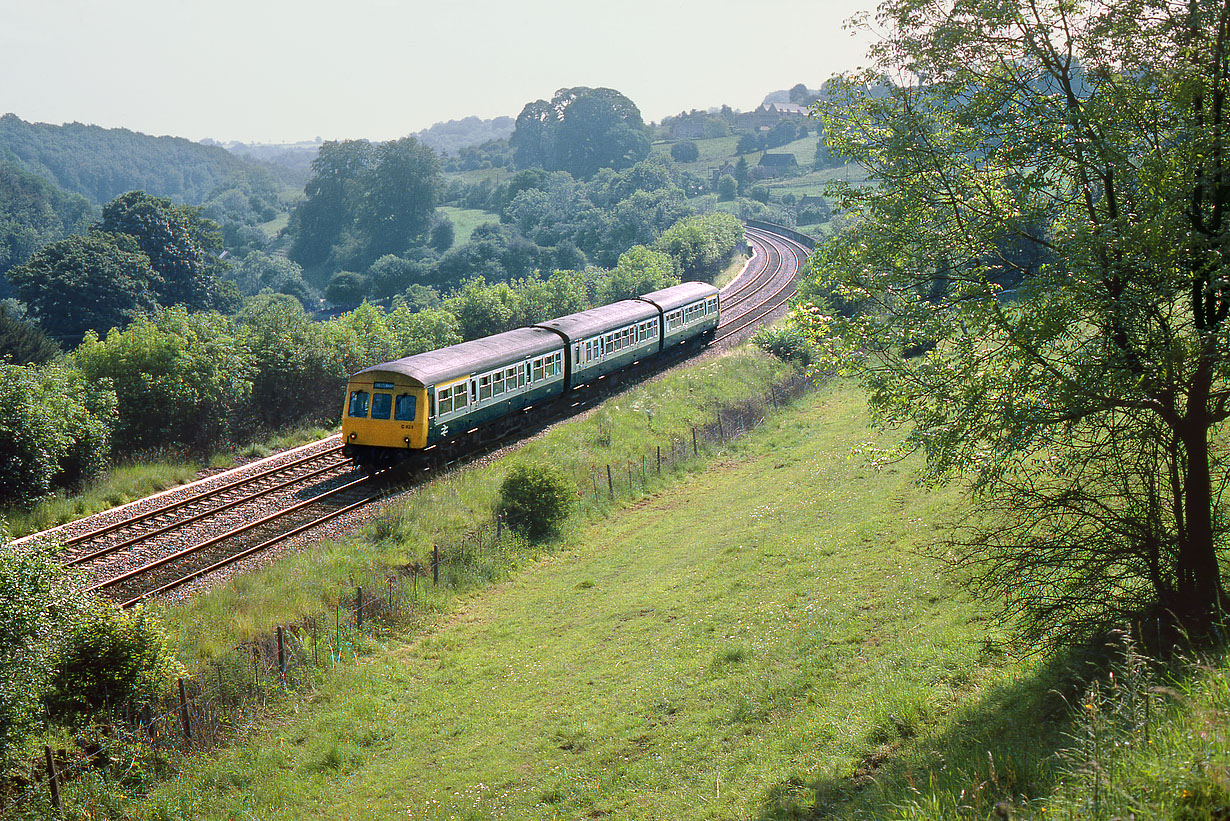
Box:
[1,371,815,818]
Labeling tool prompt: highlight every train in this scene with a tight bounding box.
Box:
[341,281,720,466]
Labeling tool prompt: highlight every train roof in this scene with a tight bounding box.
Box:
[534,299,659,343]
[638,281,720,312]
[354,327,563,387]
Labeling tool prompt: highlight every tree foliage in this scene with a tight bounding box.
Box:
[6,230,160,344]
[652,212,744,282]
[510,87,651,178]
[497,462,575,540]
[73,308,254,452]
[0,363,114,506]
[809,0,1230,643]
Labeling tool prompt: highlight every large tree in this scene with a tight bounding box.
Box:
[809,0,1230,643]
[510,87,650,178]
[99,190,226,310]
[355,136,442,259]
[6,231,160,344]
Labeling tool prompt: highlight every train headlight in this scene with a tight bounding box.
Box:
[348,432,357,440]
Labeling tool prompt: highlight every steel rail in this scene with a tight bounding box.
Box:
[60,442,345,547]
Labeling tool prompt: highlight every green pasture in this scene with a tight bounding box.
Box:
[438,206,500,247]
[126,370,1078,820]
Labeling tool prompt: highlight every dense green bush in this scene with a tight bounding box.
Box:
[497,462,575,540]
[0,539,73,763]
[752,322,818,369]
[652,212,744,281]
[73,307,255,453]
[43,600,179,728]
[0,362,115,506]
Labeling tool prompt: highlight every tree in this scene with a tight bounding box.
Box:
[99,191,226,311]
[355,137,442,259]
[235,294,343,427]
[288,140,374,271]
[809,0,1230,643]
[0,305,61,365]
[717,174,737,201]
[671,140,700,163]
[600,245,680,303]
[510,87,651,178]
[6,231,160,344]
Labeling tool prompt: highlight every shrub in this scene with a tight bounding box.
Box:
[670,140,700,163]
[0,539,74,764]
[0,362,115,507]
[44,600,179,728]
[752,322,817,369]
[497,462,575,540]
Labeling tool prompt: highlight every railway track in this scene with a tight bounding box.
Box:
[37,223,812,607]
[717,226,810,343]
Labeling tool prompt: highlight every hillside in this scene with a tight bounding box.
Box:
[126,363,1052,819]
[0,113,261,205]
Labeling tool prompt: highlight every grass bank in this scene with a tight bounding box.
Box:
[123,372,1069,820]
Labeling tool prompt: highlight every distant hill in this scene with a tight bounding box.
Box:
[0,114,258,206]
[413,115,515,156]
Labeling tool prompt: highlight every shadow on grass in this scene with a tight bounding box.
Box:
[753,642,1123,821]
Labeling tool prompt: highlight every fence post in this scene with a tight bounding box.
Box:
[717,414,725,441]
[692,427,698,456]
[356,587,364,630]
[628,461,634,491]
[657,446,661,474]
[433,545,440,586]
[44,745,61,814]
[178,678,192,741]
[277,626,287,690]
[497,513,503,539]
[607,464,614,498]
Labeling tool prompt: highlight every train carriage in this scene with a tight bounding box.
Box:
[342,327,565,462]
[639,282,720,347]
[341,281,721,465]
[535,299,661,389]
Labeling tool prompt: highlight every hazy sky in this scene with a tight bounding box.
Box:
[1,0,877,145]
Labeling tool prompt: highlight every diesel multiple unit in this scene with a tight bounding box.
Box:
[341,282,719,465]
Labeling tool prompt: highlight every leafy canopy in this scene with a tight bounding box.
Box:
[807,0,1230,643]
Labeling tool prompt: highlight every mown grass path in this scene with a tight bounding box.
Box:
[149,384,1013,820]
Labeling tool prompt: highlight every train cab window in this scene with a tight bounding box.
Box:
[395,394,416,421]
[371,393,392,419]
[348,390,369,418]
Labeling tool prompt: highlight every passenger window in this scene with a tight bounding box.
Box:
[371,393,392,419]
[349,390,369,418]
[533,359,544,381]
[479,375,492,401]
[494,372,505,395]
[454,385,468,409]
[395,394,416,421]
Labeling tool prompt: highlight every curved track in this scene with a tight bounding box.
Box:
[37,223,813,606]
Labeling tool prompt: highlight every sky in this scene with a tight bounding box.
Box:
[0,0,878,145]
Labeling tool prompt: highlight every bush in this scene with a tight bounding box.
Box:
[0,362,115,507]
[670,140,700,163]
[497,462,575,540]
[44,600,178,728]
[0,539,71,764]
[73,307,255,453]
[752,322,817,369]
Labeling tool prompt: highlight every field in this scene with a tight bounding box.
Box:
[438,205,500,247]
[128,372,1080,820]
